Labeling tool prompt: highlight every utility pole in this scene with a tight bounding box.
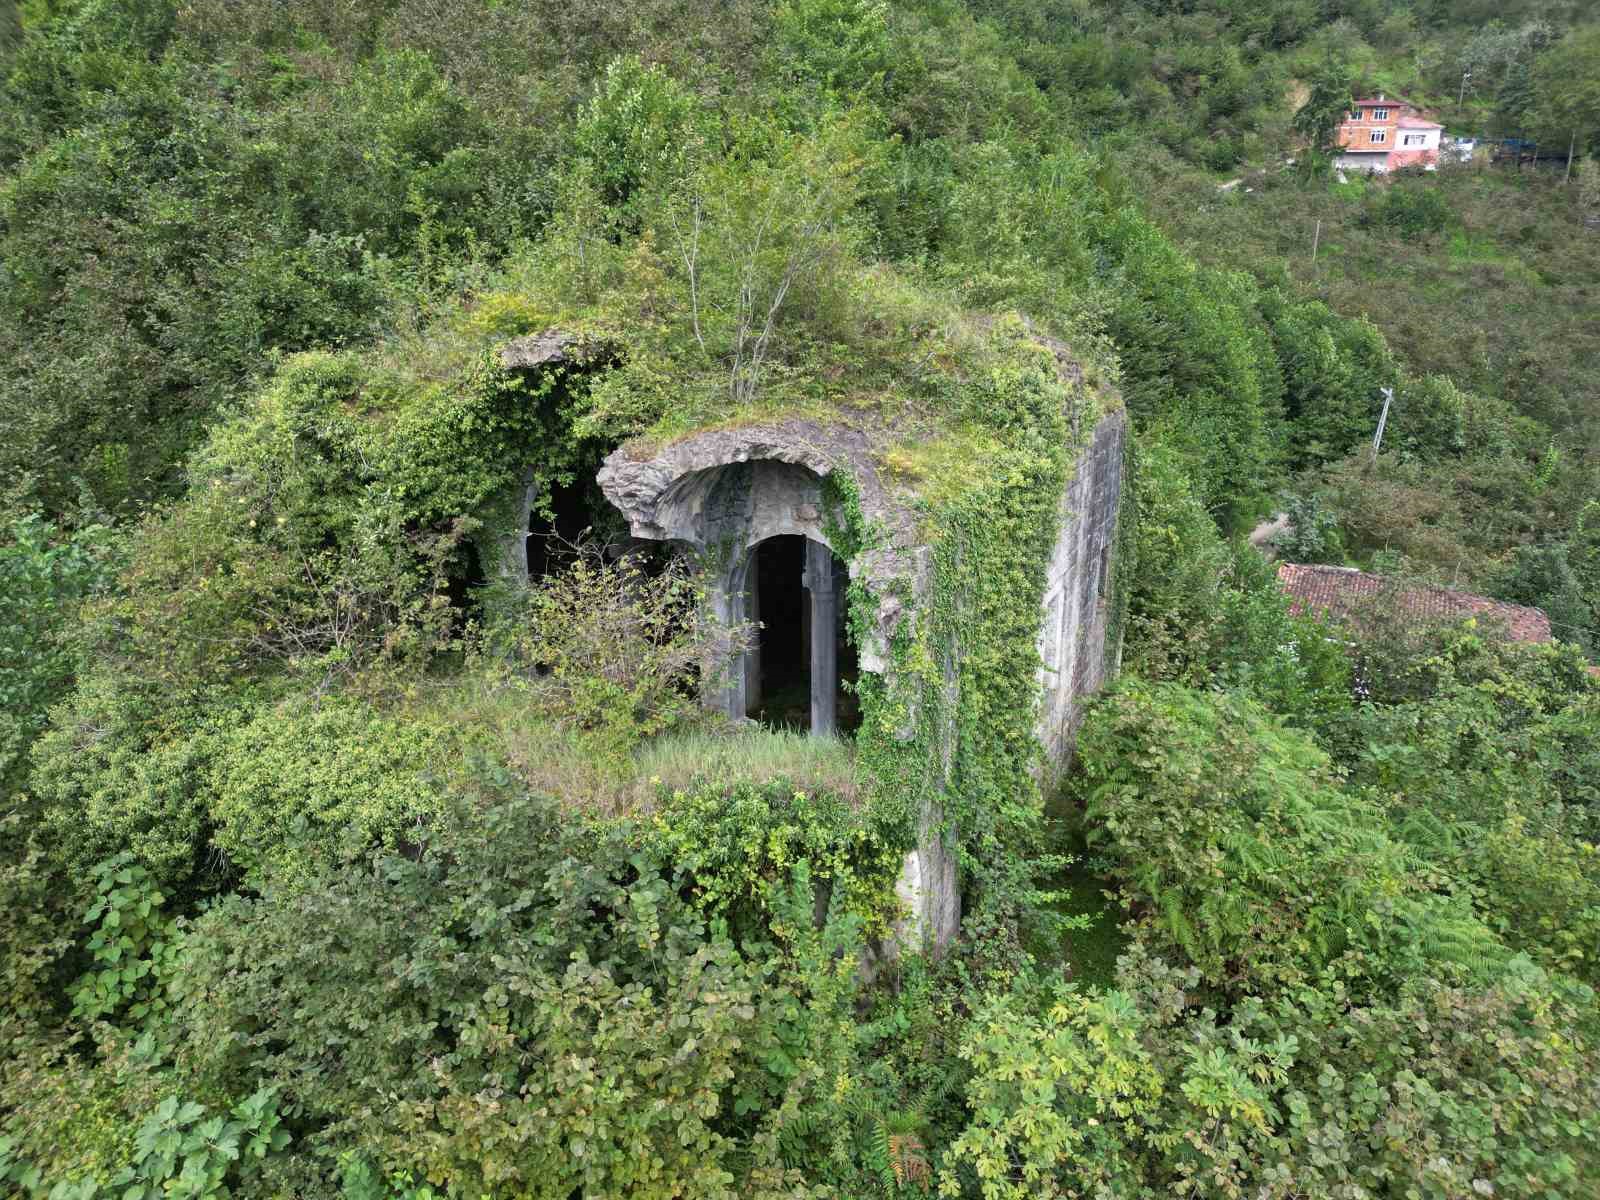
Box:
[1371,386,1395,458]
[1310,219,1321,265]
[1458,68,1472,107]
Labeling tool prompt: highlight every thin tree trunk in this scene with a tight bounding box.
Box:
[1566,130,1577,185]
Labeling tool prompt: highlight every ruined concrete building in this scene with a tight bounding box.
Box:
[493,327,1127,953]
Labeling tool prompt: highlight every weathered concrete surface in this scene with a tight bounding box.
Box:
[597,419,926,686]
[498,330,581,371]
[1035,410,1127,764]
[806,538,839,736]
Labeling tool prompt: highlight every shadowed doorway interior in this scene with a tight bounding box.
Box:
[746,535,858,735]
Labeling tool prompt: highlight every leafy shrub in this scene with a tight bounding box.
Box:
[0,1077,289,1200]
[1213,961,1600,1200]
[573,56,705,223]
[70,856,182,1027]
[1333,628,1600,977]
[77,342,590,695]
[0,814,86,1030]
[90,359,448,689]
[1201,547,1354,731]
[647,777,898,939]
[676,117,874,407]
[117,1088,290,1200]
[31,683,462,893]
[770,0,890,105]
[203,700,458,885]
[1311,452,1478,575]
[1267,297,1399,467]
[1361,182,1457,237]
[955,947,1600,1200]
[1495,540,1597,656]
[1120,437,1229,677]
[1390,373,1467,458]
[0,512,118,784]
[0,34,536,514]
[168,780,850,1197]
[0,1034,165,1198]
[507,551,748,761]
[1270,491,1345,563]
[941,987,1158,1199]
[1076,680,1499,993]
[1470,811,1600,980]
[1092,215,1282,520]
[992,657,1600,1196]
[30,673,235,891]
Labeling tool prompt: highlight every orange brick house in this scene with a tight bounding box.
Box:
[1335,94,1442,173]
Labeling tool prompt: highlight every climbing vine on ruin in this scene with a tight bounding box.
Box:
[847,318,1125,937]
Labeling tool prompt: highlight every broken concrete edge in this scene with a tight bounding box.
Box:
[596,417,926,689]
[496,329,616,372]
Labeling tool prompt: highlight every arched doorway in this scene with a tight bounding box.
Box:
[743,535,857,736]
[525,477,594,579]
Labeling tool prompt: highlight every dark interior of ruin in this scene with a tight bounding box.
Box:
[748,535,859,735]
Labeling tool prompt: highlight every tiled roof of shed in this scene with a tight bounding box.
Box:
[1276,564,1552,644]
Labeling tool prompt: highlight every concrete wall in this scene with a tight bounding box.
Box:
[1035,411,1126,764]
[883,408,1126,962]
[630,456,838,721]
[1336,152,1391,174]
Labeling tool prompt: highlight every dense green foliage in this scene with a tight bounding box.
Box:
[0,510,117,786]
[4,0,1599,1195]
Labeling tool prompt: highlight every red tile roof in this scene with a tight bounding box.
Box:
[1276,564,1552,644]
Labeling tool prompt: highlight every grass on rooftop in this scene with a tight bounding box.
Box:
[441,677,860,817]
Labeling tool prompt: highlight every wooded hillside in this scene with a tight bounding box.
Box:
[3,2,1599,1197]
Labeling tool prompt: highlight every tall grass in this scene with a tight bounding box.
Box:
[511,721,859,816]
[634,725,859,802]
[438,678,859,816]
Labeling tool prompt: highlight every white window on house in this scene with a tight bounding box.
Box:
[1402,133,1426,147]
[1369,130,1388,144]
[1373,108,1390,120]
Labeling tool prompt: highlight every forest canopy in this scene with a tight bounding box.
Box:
[3,0,1599,1197]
